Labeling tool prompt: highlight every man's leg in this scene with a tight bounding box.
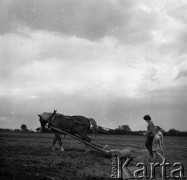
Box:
[145,138,152,156]
[147,135,154,156]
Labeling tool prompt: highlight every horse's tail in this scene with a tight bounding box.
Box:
[89,118,98,137]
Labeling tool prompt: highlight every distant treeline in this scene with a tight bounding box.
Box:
[95,126,187,136]
[0,128,35,133]
[0,125,187,136]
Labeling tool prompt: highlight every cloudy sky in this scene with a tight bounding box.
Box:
[0,0,187,131]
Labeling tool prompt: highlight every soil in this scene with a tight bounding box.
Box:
[0,132,113,180]
[0,132,187,180]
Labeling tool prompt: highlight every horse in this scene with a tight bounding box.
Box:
[38,110,98,151]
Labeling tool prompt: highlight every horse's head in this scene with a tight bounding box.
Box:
[38,110,57,132]
[38,114,49,131]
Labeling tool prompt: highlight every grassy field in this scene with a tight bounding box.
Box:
[0,131,186,179]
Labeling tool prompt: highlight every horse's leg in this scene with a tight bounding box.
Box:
[153,151,156,160]
[83,136,91,153]
[77,126,91,152]
[63,134,66,141]
[52,135,58,150]
[56,133,64,151]
[77,133,90,153]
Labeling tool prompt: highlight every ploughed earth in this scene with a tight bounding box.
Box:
[0,132,186,179]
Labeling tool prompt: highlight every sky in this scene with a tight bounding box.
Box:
[0,0,187,131]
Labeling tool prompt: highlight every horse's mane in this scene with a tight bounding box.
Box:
[41,112,62,120]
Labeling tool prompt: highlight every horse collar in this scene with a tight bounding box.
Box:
[48,113,56,128]
[51,114,56,123]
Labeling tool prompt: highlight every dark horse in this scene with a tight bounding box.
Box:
[38,110,98,151]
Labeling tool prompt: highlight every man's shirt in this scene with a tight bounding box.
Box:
[147,120,156,136]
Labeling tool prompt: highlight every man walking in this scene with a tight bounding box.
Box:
[143,115,156,157]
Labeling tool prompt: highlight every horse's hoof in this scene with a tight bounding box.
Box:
[102,145,108,150]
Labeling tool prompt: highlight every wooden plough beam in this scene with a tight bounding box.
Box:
[50,126,107,153]
[50,126,131,158]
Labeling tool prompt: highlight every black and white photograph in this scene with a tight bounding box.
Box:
[0,0,187,179]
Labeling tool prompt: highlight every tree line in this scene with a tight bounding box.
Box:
[0,124,187,136]
[96,125,187,136]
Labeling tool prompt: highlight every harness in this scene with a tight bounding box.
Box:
[47,113,56,129]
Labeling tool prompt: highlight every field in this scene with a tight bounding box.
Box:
[0,131,187,180]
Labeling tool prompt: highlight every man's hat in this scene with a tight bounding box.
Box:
[143,115,151,121]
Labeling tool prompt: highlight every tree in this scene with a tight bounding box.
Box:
[119,125,131,132]
[21,124,28,132]
[168,128,180,136]
[14,129,21,132]
[114,125,132,135]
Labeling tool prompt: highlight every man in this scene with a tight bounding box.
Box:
[143,115,156,157]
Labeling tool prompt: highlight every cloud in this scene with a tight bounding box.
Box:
[1,0,187,50]
[0,0,187,131]
[176,70,187,80]
[175,59,187,80]
[0,0,164,44]
[0,29,149,100]
[0,0,133,40]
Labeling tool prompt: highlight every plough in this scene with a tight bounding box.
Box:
[50,126,131,159]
